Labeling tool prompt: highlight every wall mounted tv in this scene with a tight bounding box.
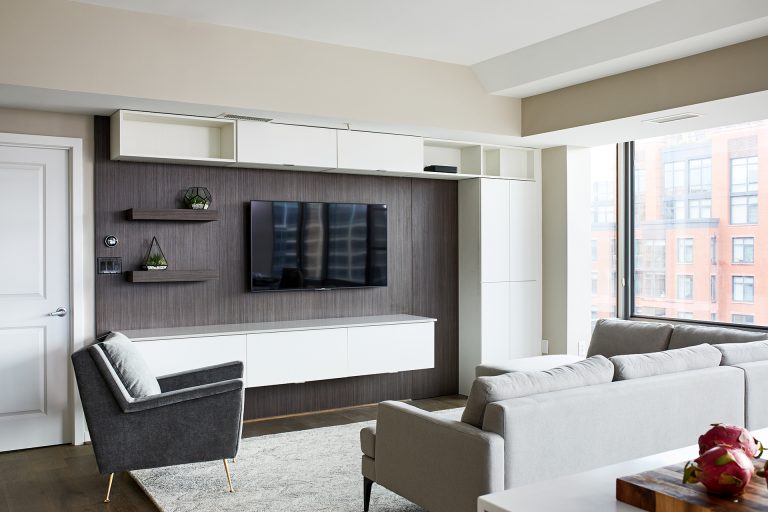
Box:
[250,200,388,292]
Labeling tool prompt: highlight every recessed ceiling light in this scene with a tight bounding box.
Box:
[643,112,702,124]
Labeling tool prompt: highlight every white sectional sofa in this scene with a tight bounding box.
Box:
[360,319,768,512]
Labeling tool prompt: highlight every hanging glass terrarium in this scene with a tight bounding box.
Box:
[143,237,168,270]
[183,187,213,210]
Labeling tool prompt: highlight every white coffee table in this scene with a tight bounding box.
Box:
[478,428,768,512]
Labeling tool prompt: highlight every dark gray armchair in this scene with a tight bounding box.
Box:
[71,343,244,502]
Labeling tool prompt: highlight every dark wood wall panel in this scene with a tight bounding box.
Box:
[94,116,458,418]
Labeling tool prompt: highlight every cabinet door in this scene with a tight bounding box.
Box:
[509,281,541,358]
[237,121,337,170]
[246,328,348,387]
[480,179,510,282]
[509,180,540,282]
[337,130,423,173]
[347,322,434,376]
[480,282,512,362]
[133,335,247,377]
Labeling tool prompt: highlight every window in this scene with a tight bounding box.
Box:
[677,238,693,263]
[710,275,717,303]
[731,157,758,193]
[663,199,685,221]
[710,236,717,265]
[678,312,694,320]
[733,237,755,264]
[636,307,666,317]
[589,145,618,327]
[664,161,685,193]
[732,276,754,303]
[591,240,597,262]
[731,195,758,224]
[591,272,598,295]
[688,198,711,219]
[688,158,712,193]
[677,275,693,300]
[732,314,755,325]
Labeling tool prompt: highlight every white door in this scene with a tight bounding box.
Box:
[0,144,71,451]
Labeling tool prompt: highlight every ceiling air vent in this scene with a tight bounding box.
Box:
[643,112,701,124]
[217,113,273,122]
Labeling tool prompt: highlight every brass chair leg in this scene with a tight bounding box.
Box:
[104,473,114,503]
[223,459,234,493]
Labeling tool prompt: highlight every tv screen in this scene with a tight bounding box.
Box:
[250,200,388,292]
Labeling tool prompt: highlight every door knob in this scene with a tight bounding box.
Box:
[49,307,68,317]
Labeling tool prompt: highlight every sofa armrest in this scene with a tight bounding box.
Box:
[157,361,244,392]
[125,379,243,413]
[375,401,504,512]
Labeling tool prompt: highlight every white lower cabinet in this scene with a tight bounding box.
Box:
[134,335,247,378]
[246,328,348,387]
[348,322,434,376]
[509,281,541,358]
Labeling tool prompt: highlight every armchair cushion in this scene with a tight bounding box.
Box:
[360,426,376,458]
[101,332,161,398]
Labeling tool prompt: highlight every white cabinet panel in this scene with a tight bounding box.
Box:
[337,130,423,173]
[247,329,348,387]
[348,322,434,376]
[509,281,541,358]
[509,180,540,282]
[480,282,512,362]
[134,335,247,378]
[480,180,510,283]
[237,121,337,170]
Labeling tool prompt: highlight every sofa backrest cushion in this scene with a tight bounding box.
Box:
[460,356,614,428]
[667,324,768,350]
[100,332,161,398]
[586,319,673,358]
[611,343,721,381]
[715,340,768,366]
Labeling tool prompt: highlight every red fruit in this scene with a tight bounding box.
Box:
[698,423,764,458]
[683,446,755,496]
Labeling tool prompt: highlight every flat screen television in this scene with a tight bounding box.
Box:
[249,200,388,292]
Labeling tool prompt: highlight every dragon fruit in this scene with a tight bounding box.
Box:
[698,423,764,458]
[683,446,755,496]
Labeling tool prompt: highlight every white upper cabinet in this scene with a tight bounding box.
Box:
[237,121,337,170]
[480,179,511,283]
[337,130,423,174]
[509,180,540,282]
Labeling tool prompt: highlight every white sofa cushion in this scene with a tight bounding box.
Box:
[475,355,585,378]
[460,356,614,428]
[610,343,721,381]
[715,340,768,366]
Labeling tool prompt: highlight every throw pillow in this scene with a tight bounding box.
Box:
[610,343,721,381]
[461,355,614,428]
[714,340,768,366]
[101,332,161,398]
[586,319,673,358]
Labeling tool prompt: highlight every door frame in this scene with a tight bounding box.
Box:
[0,132,86,445]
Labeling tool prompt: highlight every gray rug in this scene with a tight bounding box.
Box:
[131,408,463,512]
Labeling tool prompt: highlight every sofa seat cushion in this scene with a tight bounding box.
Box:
[610,344,721,381]
[715,340,768,366]
[101,332,161,398]
[476,355,585,378]
[667,324,768,350]
[586,319,673,358]
[460,355,614,428]
[360,426,376,458]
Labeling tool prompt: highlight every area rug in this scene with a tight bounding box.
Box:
[130,408,463,512]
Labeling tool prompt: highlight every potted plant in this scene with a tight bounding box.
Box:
[143,237,168,270]
[183,187,212,210]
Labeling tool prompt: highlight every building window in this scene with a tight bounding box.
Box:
[678,312,694,320]
[591,272,598,295]
[732,314,755,325]
[636,307,666,317]
[677,238,694,263]
[688,198,711,219]
[591,240,597,262]
[664,161,686,193]
[731,157,758,193]
[677,275,694,300]
[711,313,717,321]
[732,237,754,264]
[710,275,717,303]
[710,236,717,265]
[664,199,686,221]
[688,158,712,193]
[730,195,758,224]
[732,276,755,303]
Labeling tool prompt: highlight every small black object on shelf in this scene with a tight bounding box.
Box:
[183,187,213,210]
[424,165,458,174]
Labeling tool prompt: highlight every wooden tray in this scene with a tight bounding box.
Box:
[617,462,768,511]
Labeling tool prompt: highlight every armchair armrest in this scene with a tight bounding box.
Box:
[374,401,504,512]
[157,361,244,392]
[124,379,243,413]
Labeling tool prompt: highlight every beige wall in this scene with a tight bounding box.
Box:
[522,36,768,136]
[0,0,519,136]
[0,108,95,342]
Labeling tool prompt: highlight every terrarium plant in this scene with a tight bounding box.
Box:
[183,187,212,210]
[142,237,168,270]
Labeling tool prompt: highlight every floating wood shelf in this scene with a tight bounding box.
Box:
[125,209,219,221]
[126,270,218,283]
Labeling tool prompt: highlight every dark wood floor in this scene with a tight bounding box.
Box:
[0,395,466,512]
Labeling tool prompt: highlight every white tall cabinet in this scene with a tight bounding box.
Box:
[458,159,542,395]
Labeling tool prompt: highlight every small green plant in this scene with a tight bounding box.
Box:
[145,254,167,267]
[189,196,207,205]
